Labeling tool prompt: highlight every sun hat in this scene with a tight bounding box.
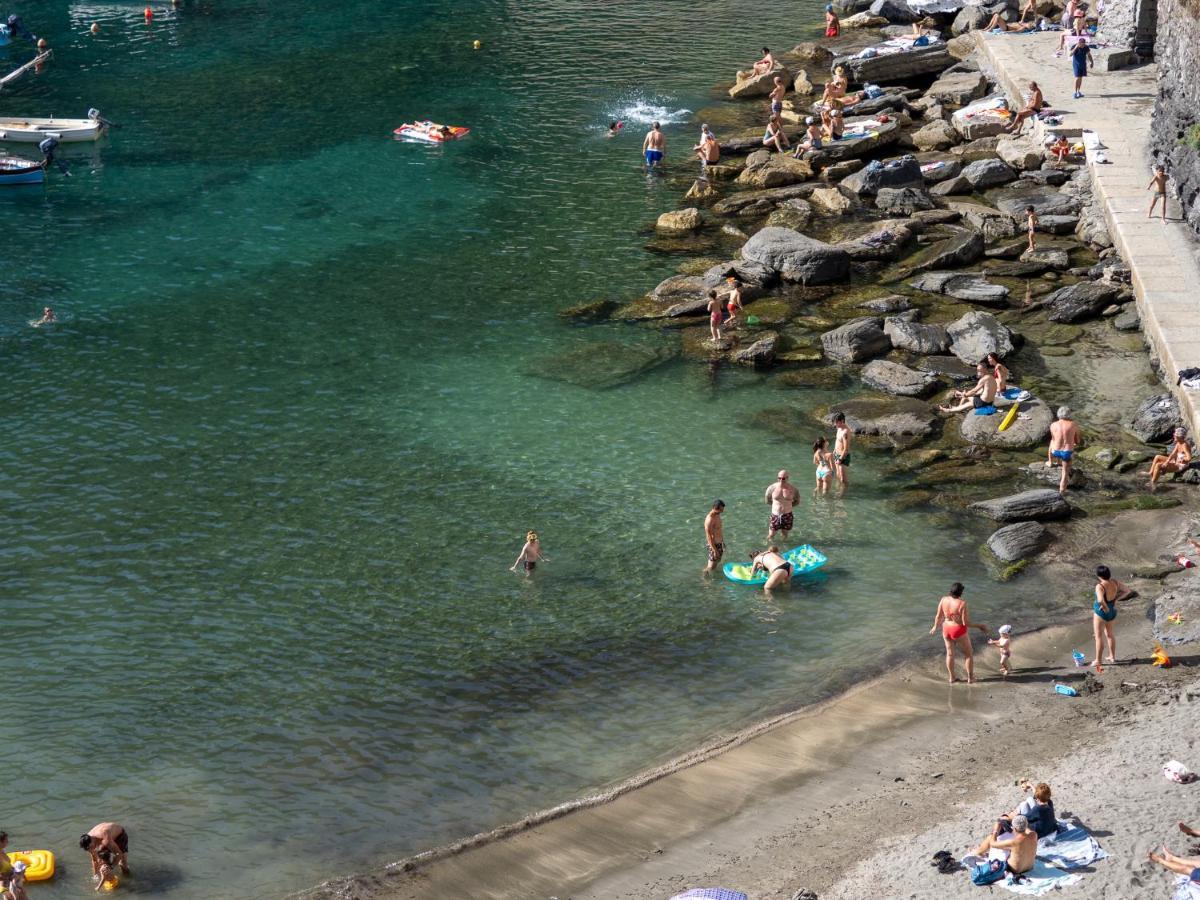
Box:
[999,624,1013,634]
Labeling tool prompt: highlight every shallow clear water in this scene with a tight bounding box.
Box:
[2,2,1058,897]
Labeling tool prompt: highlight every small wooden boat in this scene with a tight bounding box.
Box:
[0,155,45,185]
[393,121,470,143]
[0,111,107,143]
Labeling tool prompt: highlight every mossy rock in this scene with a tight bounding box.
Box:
[776,348,825,363]
[1040,346,1074,357]
[559,299,619,321]
[738,406,820,441]
[1079,446,1121,469]
[773,367,847,389]
[888,489,938,512]
[995,558,1030,582]
[1108,332,1147,353]
[881,448,950,476]
[676,256,729,276]
[794,315,837,330]
[914,461,1014,487]
[612,296,667,321]
[1039,324,1085,347]
[1086,495,1182,516]
[526,341,676,389]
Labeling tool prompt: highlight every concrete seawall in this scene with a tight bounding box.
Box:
[976,31,1200,432]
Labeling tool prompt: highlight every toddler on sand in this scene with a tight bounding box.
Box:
[989,624,1013,675]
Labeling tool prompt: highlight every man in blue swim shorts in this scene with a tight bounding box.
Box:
[1047,405,1080,493]
[642,121,665,169]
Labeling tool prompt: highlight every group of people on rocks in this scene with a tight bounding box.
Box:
[0,823,129,897]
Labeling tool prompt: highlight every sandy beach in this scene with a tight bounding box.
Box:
[298,505,1200,900]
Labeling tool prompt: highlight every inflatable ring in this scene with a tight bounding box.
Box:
[6,849,55,881]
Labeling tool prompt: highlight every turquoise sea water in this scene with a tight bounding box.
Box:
[1,3,1064,897]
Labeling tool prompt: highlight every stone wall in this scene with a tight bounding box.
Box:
[1149,0,1200,235]
[1099,0,1157,54]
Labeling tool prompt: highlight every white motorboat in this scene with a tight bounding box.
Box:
[0,110,109,143]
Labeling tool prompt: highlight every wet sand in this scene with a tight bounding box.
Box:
[298,505,1198,900]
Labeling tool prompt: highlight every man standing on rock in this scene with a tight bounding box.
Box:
[703,499,725,574]
[765,470,800,544]
[833,412,852,487]
[642,121,665,170]
[1048,405,1081,493]
[768,75,787,118]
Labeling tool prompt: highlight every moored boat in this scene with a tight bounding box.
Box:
[0,109,108,143]
[0,155,46,185]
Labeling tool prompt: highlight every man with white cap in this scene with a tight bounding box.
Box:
[972,813,1038,877]
[764,469,800,544]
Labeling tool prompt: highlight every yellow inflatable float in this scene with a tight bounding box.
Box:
[6,848,56,881]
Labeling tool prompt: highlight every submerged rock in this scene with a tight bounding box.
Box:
[528,342,675,389]
[821,317,892,362]
[740,227,851,284]
[903,228,984,273]
[861,359,939,396]
[558,298,619,321]
[828,396,939,436]
[960,397,1053,448]
[987,521,1051,562]
[970,489,1071,522]
[1128,393,1181,443]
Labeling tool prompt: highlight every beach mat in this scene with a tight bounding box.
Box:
[1000,859,1083,895]
[1037,821,1109,869]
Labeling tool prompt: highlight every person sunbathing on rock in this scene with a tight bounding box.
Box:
[938,362,997,414]
[750,46,776,75]
[1004,81,1044,136]
[984,12,1038,31]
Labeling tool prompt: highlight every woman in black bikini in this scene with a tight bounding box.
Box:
[750,546,792,595]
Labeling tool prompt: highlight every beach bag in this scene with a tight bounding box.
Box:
[864,82,884,98]
[971,859,1006,886]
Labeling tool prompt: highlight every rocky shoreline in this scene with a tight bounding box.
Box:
[560,19,1196,579]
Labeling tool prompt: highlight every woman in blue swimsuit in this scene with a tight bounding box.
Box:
[1091,564,1133,668]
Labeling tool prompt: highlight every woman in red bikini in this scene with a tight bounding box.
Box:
[930,582,979,683]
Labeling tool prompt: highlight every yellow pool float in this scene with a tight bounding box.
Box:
[6,848,55,881]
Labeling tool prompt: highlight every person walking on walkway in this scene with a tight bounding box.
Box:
[1148,164,1169,221]
[1070,39,1094,99]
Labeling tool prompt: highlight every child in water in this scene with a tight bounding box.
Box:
[1025,206,1039,251]
[510,531,548,576]
[812,436,833,493]
[606,121,623,138]
[988,624,1013,675]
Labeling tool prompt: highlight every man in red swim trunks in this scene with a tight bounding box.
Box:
[825,4,840,37]
[765,469,800,544]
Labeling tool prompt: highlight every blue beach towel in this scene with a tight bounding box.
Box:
[671,891,749,900]
[974,405,998,415]
[1037,822,1109,869]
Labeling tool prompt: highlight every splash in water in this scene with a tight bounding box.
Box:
[609,96,692,127]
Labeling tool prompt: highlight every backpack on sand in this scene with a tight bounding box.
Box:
[971,859,1006,886]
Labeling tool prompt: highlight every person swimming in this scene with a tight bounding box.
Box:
[606,120,623,138]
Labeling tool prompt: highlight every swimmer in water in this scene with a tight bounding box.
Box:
[510,530,548,576]
[606,121,622,138]
[31,307,56,327]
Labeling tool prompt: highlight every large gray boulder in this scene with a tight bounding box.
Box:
[951,4,991,34]
[860,295,914,314]
[711,183,818,217]
[992,187,1082,218]
[876,186,936,213]
[1152,580,1200,646]
[861,359,939,396]
[970,489,1071,522]
[1020,247,1071,271]
[952,95,1012,140]
[962,158,1018,189]
[737,151,815,189]
[1128,393,1181,443]
[831,44,953,84]
[1044,281,1124,323]
[924,70,988,108]
[821,317,892,362]
[885,317,951,353]
[652,274,706,304]
[729,66,791,99]
[904,228,985,272]
[828,396,939,436]
[912,120,961,152]
[996,136,1045,172]
[837,221,919,262]
[841,157,924,196]
[987,521,1051,562]
[960,398,1054,448]
[869,0,919,21]
[701,259,776,289]
[740,227,851,284]
[734,332,780,367]
[911,271,1011,305]
[947,310,1015,363]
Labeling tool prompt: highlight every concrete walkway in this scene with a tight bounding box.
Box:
[976,32,1200,430]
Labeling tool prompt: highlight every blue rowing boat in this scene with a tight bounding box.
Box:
[0,155,46,185]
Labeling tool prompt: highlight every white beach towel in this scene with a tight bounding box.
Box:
[1037,822,1110,869]
[1001,860,1084,895]
[1081,130,1110,164]
[1173,874,1200,900]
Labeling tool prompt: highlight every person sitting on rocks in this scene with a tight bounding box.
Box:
[986,352,1010,395]
[938,361,996,414]
[1150,427,1192,486]
[762,114,790,153]
[1049,134,1073,162]
[984,12,1038,31]
[1004,81,1044,137]
[827,107,845,140]
[791,117,822,155]
[751,46,776,76]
